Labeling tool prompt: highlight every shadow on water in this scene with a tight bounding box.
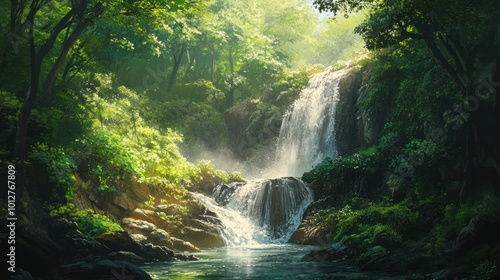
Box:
[141,244,426,279]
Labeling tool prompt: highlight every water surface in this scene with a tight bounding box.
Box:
[142,244,426,279]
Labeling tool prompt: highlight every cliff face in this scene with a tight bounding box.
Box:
[335,66,382,156]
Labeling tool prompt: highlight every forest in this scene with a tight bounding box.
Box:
[1,0,499,279]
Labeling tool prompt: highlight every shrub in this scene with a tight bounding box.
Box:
[73,130,139,191]
[49,204,123,237]
[30,143,77,202]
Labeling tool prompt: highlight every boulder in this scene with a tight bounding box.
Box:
[96,231,144,255]
[289,223,331,245]
[169,236,200,252]
[129,208,161,225]
[141,228,200,253]
[122,218,157,235]
[173,253,199,261]
[211,177,312,238]
[142,243,175,262]
[179,225,225,249]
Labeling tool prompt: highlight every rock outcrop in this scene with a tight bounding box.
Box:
[334,66,382,156]
[224,99,282,160]
[71,174,227,253]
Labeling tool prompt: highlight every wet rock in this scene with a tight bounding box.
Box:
[142,243,175,262]
[335,67,381,156]
[61,259,152,280]
[180,224,225,249]
[289,223,331,245]
[169,236,200,252]
[212,177,312,238]
[96,231,144,253]
[173,253,200,261]
[108,251,146,264]
[147,228,200,252]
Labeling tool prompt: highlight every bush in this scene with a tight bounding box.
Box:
[73,130,139,191]
[309,201,413,248]
[303,146,384,190]
[30,143,77,202]
[49,204,123,237]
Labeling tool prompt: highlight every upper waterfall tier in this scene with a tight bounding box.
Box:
[271,67,348,177]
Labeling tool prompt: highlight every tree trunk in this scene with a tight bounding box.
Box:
[167,44,185,92]
[210,47,216,82]
[14,0,102,197]
[41,19,92,105]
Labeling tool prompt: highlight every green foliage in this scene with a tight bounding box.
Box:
[310,204,354,226]
[310,198,419,248]
[73,130,139,191]
[333,202,418,243]
[304,145,384,191]
[386,138,446,199]
[465,260,500,280]
[30,143,77,202]
[49,204,123,237]
[193,160,243,184]
[157,204,189,223]
[446,189,500,231]
[0,91,22,162]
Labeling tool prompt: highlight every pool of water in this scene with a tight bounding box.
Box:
[141,244,427,279]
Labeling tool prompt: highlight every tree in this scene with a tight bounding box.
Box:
[5,0,195,197]
[313,0,500,198]
[10,0,104,198]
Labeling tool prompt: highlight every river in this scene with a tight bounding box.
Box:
[141,244,426,279]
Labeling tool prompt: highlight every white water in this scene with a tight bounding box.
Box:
[194,67,347,247]
[197,178,313,246]
[272,67,347,177]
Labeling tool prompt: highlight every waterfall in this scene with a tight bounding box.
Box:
[272,67,347,177]
[194,67,346,246]
[194,178,313,246]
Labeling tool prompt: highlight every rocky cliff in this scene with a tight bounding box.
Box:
[335,66,382,156]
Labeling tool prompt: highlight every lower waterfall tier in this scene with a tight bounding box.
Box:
[194,177,313,246]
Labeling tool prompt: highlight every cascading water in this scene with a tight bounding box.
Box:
[194,67,347,247]
[272,67,348,177]
[193,178,313,246]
